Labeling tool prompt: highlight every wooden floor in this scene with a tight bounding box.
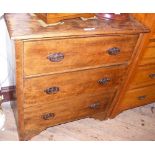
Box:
[0,101,155,141]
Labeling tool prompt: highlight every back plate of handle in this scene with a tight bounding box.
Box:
[98,77,111,85]
[137,95,146,100]
[149,73,155,79]
[107,47,120,55]
[42,113,55,120]
[47,52,64,62]
[89,102,100,109]
[44,87,59,94]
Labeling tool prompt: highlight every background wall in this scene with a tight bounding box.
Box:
[0,16,15,89]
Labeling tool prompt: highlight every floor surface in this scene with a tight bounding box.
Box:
[0,101,155,141]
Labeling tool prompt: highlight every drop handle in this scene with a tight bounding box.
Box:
[42,113,55,120]
[98,78,111,85]
[137,95,147,100]
[89,103,100,109]
[149,73,155,79]
[47,52,64,62]
[107,47,120,55]
[44,87,59,94]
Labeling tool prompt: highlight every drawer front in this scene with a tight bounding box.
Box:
[24,35,138,76]
[151,21,155,33]
[129,65,155,89]
[139,40,155,65]
[24,91,115,131]
[24,65,127,105]
[119,85,155,111]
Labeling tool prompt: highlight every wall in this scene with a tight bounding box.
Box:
[0,16,15,89]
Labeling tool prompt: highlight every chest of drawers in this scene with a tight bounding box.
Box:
[110,14,155,117]
[4,13,148,140]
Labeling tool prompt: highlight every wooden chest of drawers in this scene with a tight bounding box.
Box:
[110,14,155,117]
[4,13,148,140]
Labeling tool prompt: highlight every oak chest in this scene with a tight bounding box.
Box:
[4,13,148,140]
[110,14,155,117]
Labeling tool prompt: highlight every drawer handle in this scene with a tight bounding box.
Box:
[149,73,155,79]
[44,87,59,94]
[98,78,111,85]
[107,47,120,55]
[42,113,55,120]
[137,95,146,100]
[47,52,64,62]
[89,102,100,109]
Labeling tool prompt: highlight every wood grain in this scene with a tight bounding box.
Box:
[129,64,155,89]
[11,41,25,140]
[35,13,95,24]
[23,91,115,137]
[4,13,149,40]
[139,46,155,65]
[118,84,155,111]
[110,14,155,117]
[109,33,147,117]
[24,65,126,106]
[1,101,155,141]
[4,13,149,140]
[24,35,138,76]
[132,14,155,32]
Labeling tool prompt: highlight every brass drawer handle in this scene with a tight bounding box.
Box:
[89,102,100,109]
[98,78,111,85]
[107,47,120,55]
[47,52,64,62]
[149,73,155,79]
[137,95,146,100]
[44,87,59,94]
[42,113,55,120]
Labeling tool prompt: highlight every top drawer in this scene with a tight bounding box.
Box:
[24,35,138,76]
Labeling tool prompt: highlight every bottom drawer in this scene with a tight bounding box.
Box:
[24,91,116,131]
[119,84,155,111]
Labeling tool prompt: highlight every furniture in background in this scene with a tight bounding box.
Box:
[96,13,129,21]
[110,14,155,117]
[4,13,148,140]
[35,13,95,24]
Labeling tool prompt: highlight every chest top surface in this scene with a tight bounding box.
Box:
[5,13,149,40]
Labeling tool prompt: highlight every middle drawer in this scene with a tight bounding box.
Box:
[24,91,116,131]
[24,35,138,76]
[24,65,127,106]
